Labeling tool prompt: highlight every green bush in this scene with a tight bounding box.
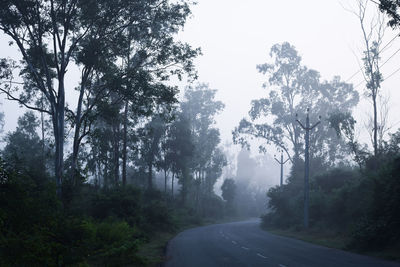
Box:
[89,219,143,266]
[263,167,362,229]
[349,156,400,250]
[0,159,146,266]
[263,185,302,228]
[89,186,143,225]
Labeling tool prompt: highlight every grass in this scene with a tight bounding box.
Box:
[264,226,349,250]
[140,217,400,265]
[262,225,400,262]
[364,243,400,262]
[136,231,175,267]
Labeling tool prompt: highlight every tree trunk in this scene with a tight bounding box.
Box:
[373,93,378,157]
[54,80,65,198]
[113,121,120,185]
[148,162,153,190]
[72,84,85,186]
[71,69,90,185]
[41,93,45,166]
[164,169,167,193]
[171,172,174,197]
[122,100,128,186]
[181,170,187,206]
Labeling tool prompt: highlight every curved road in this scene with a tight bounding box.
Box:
[164,218,400,267]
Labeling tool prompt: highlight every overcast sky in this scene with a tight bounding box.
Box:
[176,0,400,151]
[1,0,400,165]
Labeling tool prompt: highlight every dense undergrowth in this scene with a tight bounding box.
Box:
[261,153,400,259]
[0,159,209,266]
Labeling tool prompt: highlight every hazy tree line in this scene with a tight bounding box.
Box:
[1,0,400,265]
[234,0,400,255]
[0,1,233,265]
[221,148,279,218]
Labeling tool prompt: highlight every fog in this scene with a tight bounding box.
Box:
[1,0,400,265]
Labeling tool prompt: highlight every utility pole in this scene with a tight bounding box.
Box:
[274,152,289,186]
[296,108,321,228]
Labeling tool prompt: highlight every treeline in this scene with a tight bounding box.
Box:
[221,149,277,218]
[0,84,229,265]
[234,41,400,255]
[262,136,400,252]
[0,0,231,265]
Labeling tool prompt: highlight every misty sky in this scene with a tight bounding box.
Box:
[0,0,400,166]
[176,0,400,150]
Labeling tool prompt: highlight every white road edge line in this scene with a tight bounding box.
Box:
[256,253,268,259]
[232,241,237,245]
[241,246,249,250]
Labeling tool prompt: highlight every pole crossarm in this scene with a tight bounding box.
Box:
[310,120,321,130]
[274,152,289,186]
[274,157,290,165]
[296,119,320,130]
[296,119,306,129]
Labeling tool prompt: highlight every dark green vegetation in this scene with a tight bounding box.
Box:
[261,151,400,260]
[1,0,400,265]
[0,83,233,265]
[233,40,400,259]
[0,0,235,265]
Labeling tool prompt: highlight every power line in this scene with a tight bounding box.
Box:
[368,0,380,6]
[348,0,400,88]
[353,80,365,90]
[345,35,399,83]
[380,34,399,54]
[351,42,400,89]
[354,64,400,90]
[380,47,400,68]
[385,66,400,80]
[346,69,361,83]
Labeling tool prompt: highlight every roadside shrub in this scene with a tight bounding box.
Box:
[349,156,400,250]
[89,219,143,266]
[89,186,143,226]
[263,184,302,228]
[263,167,361,229]
[202,194,224,219]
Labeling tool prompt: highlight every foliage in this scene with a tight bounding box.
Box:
[350,155,400,250]
[327,112,369,167]
[0,162,137,265]
[263,131,400,253]
[0,0,200,197]
[166,112,194,204]
[221,178,236,205]
[228,149,270,217]
[2,112,51,181]
[179,84,227,210]
[379,0,400,29]
[0,142,205,266]
[233,42,359,168]
[0,1,239,266]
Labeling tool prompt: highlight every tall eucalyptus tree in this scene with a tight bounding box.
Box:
[0,0,199,195]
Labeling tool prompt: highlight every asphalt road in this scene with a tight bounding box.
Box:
[164,218,400,267]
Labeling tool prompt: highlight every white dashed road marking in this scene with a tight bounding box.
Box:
[279,265,287,267]
[256,253,268,259]
[231,240,237,245]
[241,246,249,250]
